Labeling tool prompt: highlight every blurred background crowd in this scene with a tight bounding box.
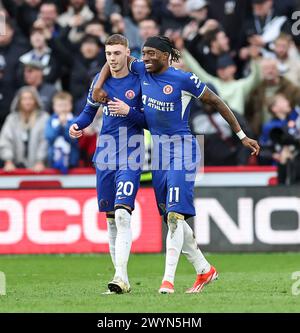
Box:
[0,0,300,183]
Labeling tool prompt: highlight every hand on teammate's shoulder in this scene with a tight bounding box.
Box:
[92,88,109,103]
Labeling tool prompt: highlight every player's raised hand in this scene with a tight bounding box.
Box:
[92,88,109,103]
[241,137,260,156]
[69,123,83,139]
[108,98,130,115]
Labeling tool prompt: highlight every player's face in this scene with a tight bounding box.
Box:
[142,47,167,73]
[105,44,130,72]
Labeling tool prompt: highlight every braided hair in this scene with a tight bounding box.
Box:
[144,36,181,64]
[158,36,181,64]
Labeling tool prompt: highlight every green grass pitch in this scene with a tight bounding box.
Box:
[0,253,299,312]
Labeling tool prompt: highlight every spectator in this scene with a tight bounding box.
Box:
[190,84,253,166]
[109,12,142,57]
[246,58,300,136]
[49,33,105,104]
[19,27,61,84]
[182,1,221,73]
[161,0,190,34]
[186,27,230,76]
[36,1,62,38]
[129,0,152,26]
[260,94,300,151]
[138,18,160,42]
[0,15,29,129]
[240,0,292,58]
[57,0,94,43]
[148,0,165,22]
[0,86,48,172]
[84,19,108,45]
[208,0,252,51]
[45,91,79,173]
[21,59,57,113]
[183,0,218,43]
[94,0,121,31]
[272,33,300,87]
[259,94,300,183]
[186,0,209,24]
[182,49,261,115]
[3,0,42,37]
[123,0,152,54]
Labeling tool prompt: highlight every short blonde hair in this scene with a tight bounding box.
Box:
[275,33,292,44]
[105,34,129,48]
[267,93,287,114]
[53,91,73,103]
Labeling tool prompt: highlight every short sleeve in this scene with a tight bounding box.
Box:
[129,59,146,77]
[86,73,101,108]
[182,72,207,98]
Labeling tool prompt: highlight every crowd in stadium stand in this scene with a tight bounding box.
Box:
[0,0,300,180]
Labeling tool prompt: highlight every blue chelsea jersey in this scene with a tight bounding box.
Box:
[87,72,143,138]
[85,72,144,165]
[129,60,207,136]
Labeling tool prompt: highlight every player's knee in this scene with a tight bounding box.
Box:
[167,212,184,234]
[115,208,131,230]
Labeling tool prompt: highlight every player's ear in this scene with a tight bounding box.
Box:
[126,47,130,56]
[162,52,169,61]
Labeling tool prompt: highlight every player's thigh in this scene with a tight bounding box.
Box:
[114,169,141,211]
[152,169,168,215]
[166,169,196,216]
[95,166,116,212]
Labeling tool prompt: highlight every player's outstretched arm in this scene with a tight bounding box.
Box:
[200,87,260,156]
[92,63,110,102]
[69,99,100,139]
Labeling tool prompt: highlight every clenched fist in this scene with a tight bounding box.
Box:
[69,123,83,139]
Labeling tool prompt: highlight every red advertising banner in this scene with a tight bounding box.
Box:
[0,188,162,254]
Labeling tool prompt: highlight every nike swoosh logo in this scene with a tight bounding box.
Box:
[143,82,150,85]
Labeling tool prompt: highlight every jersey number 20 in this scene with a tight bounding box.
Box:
[116,181,134,196]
